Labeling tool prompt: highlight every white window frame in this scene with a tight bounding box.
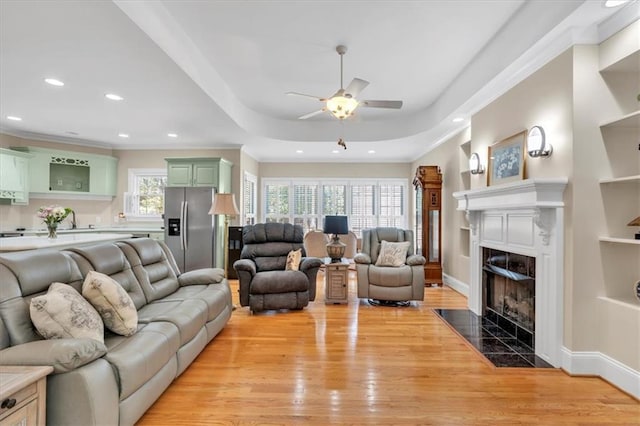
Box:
[124,168,167,221]
[243,171,257,225]
[261,178,408,236]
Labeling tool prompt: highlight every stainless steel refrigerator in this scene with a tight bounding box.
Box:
[164,187,217,272]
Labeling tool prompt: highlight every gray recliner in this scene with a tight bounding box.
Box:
[233,223,323,313]
[354,227,426,303]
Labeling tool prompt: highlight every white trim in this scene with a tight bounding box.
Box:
[443,273,469,297]
[561,347,640,399]
[29,193,113,201]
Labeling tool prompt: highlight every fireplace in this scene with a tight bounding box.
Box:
[483,248,535,348]
[453,178,568,367]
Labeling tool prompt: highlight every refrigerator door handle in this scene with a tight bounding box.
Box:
[179,201,185,251]
[183,201,188,250]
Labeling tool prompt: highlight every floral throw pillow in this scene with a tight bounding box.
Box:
[82,271,138,336]
[30,282,104,343]
[286,249,302,271]
[375,241,410,267]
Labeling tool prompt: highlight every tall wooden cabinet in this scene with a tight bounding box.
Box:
[413,166,443,285]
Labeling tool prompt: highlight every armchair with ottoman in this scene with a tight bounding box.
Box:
[0,237,232,425]
[233,223,323,313]
[354,227,426,305]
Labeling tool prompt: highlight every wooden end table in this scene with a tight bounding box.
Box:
[324,258,350,304]
[0,366,53,426]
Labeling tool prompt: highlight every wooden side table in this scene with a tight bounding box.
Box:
[0,366,53,426]
[325,258,349,304]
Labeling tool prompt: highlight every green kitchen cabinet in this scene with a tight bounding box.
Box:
[12,146,118,198]
[165,158,232,190]
[0,148,32,204]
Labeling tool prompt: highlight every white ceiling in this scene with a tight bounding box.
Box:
[0,1,635,163]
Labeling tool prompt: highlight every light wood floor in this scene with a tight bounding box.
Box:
[137,273,639,425]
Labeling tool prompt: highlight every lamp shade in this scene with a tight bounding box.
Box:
[323,215,349,235]
[527,125,552,157]
[469,152,484,174]
[208,193,240,216]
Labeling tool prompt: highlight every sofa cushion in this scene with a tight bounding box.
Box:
[161,284,232,322]
[104,321,180,400]
[375,241,410,267]
[116,239,180,303]
[368,265,413,286]
[137,299,208,346]
[30,283,104,343]
[250,271,309,294]
[0,338,107,373]
[82,271,137,336]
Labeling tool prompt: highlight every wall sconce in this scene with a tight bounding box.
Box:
[469,152,484,174]
[527,125,553,158]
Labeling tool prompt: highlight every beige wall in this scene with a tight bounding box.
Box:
[411,127,471,286]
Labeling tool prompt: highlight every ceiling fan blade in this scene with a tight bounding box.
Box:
[344,78,369,98]
[286,92,327,102]
[298,108,327,120]
[360,100,403,109]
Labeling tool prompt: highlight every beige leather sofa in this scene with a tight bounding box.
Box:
[0,238,233,425]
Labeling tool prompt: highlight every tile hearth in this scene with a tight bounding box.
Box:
[434,309,553,368]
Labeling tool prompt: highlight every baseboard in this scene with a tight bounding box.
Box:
[561,347,640,399]
[442,273,469,297]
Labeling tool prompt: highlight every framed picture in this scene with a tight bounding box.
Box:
[487,130,526,186]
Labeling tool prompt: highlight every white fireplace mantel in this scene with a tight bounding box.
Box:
[453,177,568,211]
[452,177,568,367]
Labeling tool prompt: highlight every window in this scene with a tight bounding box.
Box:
[125,169,167,220]
[264,181,290,223]
[243,172,257,225]
[261,178,407,236]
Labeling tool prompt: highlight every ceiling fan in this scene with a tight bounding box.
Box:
[286,45,403,120]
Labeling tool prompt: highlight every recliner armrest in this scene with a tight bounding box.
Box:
[0,338,107,374]
[178,268,225,286]
[300,257,322,272]
[354,253,371,264]
[233,259,256,276]
[407,254,426,266]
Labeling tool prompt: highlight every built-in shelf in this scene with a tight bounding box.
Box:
[600,110,640,129]
[460,226,470,231]
[460,254,470,260]
[597,296,640,312]
[600,49,640,73]
[460,140,471,150]
[599,237,640,245]
[599,175,640,184]
[460,169,471,175]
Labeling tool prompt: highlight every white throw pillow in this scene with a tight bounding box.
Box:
[82,271,138,336]
[375,241,410,267]
[286,248,302,271]
[30,282,104,343]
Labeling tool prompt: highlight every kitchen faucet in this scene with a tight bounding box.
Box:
[70,210,77,229]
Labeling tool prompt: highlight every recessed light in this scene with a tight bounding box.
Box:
[167,133,178,138]
[6,116,22,121]
[452,117,464,123]
[604,0,630,7]
[44,78,64,86]
[118,133,129,138]
[332,150,339,154]
[295,150,303,154]
[105,93,124,101]
[368,150,376,154]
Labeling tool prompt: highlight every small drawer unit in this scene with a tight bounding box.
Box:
[325,259,349,304]
[0,366,53,426]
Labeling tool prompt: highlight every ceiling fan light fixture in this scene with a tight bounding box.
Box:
[327,96,359,119]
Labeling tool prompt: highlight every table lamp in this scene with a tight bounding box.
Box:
[323,215,349,262]
[208,193,240,277]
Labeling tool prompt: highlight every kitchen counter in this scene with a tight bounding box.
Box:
[10,227,163,236]
[0,233,134,252]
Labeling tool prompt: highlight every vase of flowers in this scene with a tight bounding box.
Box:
[37,205,72,239]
